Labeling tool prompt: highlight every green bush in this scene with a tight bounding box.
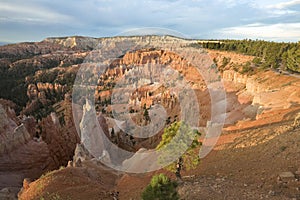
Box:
[156,121,201,172]
[241,61,253,74]
[141,174,179,200]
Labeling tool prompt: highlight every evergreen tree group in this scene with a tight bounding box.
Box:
[201,40,300,72]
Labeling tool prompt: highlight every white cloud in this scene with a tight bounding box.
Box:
[267,0,300,9]
[216,0,249,8]
[219,23,300,41]
[0,1,72,23]
[271,9,298,15]
[249,0,300,17]
[0,0,299,42]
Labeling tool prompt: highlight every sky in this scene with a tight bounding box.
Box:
[0,0,300,43]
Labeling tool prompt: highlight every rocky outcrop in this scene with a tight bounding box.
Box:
[44,35,194,51]
[36,82,67,95]
[44,36,99,50]
[26,82,67,103]
[0,103,56,190]
[72,144,93,167]
[106,49,203,85]
[223,70,249,85]
[0,105,31,155]
[22,82,69,116]
[40,112,78,167]
[223,69,300,108]
[0,93,80,191]
[39,95,80,167]
[223,69,269,94]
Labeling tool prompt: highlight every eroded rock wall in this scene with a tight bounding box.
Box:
[0,95,79,190]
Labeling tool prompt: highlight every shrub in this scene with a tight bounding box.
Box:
[241,61,253,74]
[141,174,179,200]
[156,122,201,172]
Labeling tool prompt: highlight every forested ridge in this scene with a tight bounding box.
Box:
[200,39,300,72]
